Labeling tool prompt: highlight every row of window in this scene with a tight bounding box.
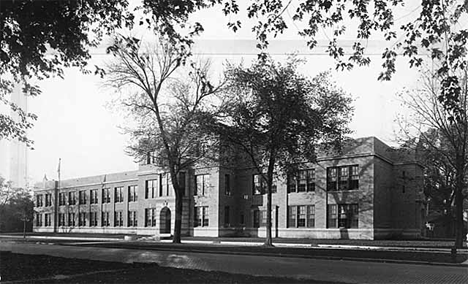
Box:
[37,211,139,227]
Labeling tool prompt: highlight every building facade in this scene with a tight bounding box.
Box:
[33,137,425,239]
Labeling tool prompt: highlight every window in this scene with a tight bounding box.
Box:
[225,174,231,195]
[45,193,52,207]
[288,205,315,228]
[194,206,209,227]
[253,210,260,228]
[253,174,277,195]
[79,190,87,204]
[114,211,123,227]
[90,189,98,204]
[128,185,138,202]
[90,212,98,227]
[35,213,42,226]
[327,204,359,228]
[114,187,123,203]
[79,212,86,226]
[36,194,43,207]
[101,212,110,227]
[224,206,230,227]
[195,174,210,196]
[145,208,156,227]
[45,213,51,226]
[145,179,158,199]
[58,213,65,226]
[68,213,75,227]
[128,210,137,227]
[102,188,110,203]
[288,169,315,193]
[68,191,76,205]
[327,165,359,191]
[160,173,170,197]
[146,151,156,164]
[58,193,66,206]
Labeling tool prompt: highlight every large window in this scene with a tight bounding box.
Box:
[36,194,43,207]
[68,213,75,227]
[114,187,123,203]
[90,212,98,227]
[68,191,76,205]
[194,206,209,227]
[46,193,52,207]
[58,213,65,226]
[253,174,277,195]
[79,190,87,205]
[160,173,170,197]
[36,213,42,226]
[102,188,110,203]
[145,208,156,227]
[128,210,137,227]
[59,193,66,206]
[288,169,315,193]
[253,209,268,228]
[90,189,98,204]
[327,204,359,228]
[225,174,231,195]
[288,205,315,228]
[45,213,51,226]
[101,212,110,227]
[145,179,158,199]
[114,211,123,227]
[195,174,210,196]
[146,151,156,164]
[327,165,359,191]
[79,212,86,226]
[128,185,138,202]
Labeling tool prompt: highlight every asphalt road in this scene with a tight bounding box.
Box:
[1,241,467,284]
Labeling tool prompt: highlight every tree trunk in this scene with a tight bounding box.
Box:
[264,154,275,247]
[173,188,183,243]
[454,161,465,250]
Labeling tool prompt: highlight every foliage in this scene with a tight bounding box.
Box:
[0,176,33,232]
[211,56,353,245]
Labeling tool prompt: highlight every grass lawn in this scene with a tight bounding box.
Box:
[0,252,342,283]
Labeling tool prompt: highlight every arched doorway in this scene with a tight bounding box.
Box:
[160,207,171,234]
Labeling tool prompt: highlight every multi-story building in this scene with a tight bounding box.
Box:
[33,137,425,239]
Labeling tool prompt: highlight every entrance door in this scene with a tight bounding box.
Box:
[160,207,171,234]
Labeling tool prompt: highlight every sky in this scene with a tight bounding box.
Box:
[3,1,426,185]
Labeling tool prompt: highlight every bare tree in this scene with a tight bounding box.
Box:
[105,35,220,243]
[399,69,468,249]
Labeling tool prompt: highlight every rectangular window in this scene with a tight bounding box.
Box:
[36,194,43,207]
[145,179,158,199]
[194,206,209,227]
[45,193,52,207]
[114,187,123,203]
[146,151,156,164]
[45,213,51,226]
[79,190,87,205]
[160,173,170,197]
[58,213,65,226]
[90,189,98,204]
[58,193,66,206]
[224,206,230,227]
[195,174,210,196]
[68,213,75,227]
[253,174,277,195]
[327,204,358,228]
[114,211,123,227]
[128,185,138,202]
[288,205,315,228]
[224,174,231,195]
[79,212,86,226]
[101,212,110,227]
[253,210,260,228]
[145,208,156,227]
[327,165,359,191]
[261,210,267,227]
[90,212,98,227]
[35,213,42,226]
[68,191,76,205]
[102,188,110,203]
[288,169,315,193]
[128,210,137,227]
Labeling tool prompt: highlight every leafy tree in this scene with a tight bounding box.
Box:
[105,35,220,243]
[211,56,353,246]
[399,69,468,249]
[0,176,33,234]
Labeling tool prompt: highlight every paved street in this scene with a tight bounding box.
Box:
[1,241,467,283]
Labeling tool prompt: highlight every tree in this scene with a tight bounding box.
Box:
[105,35,220,243]
[0,176,34,234]
[211,56,353,246]
[398,69,468,249]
